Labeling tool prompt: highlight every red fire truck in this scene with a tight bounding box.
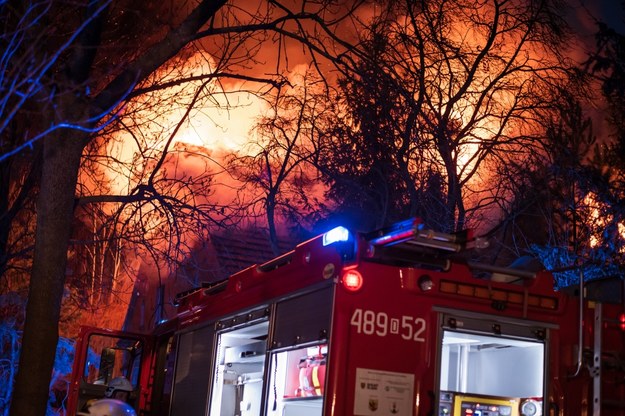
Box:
[67,218,625,415]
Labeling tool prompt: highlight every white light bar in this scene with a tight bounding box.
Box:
[323,226,351,246]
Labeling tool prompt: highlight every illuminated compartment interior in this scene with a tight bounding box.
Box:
[438,331,545,416]
[266,344,327,416]
[209,322,269,416]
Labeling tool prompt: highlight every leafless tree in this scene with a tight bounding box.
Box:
[522,91,624,285]
[226,70,334,254]
[0,1,368,414]
[318,0,575,232]
[488,17,625,282]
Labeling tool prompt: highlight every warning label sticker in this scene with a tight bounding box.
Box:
[353,368,414,415]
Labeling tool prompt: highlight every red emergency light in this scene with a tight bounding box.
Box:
[342,270,363,292]
[620,313,625,331]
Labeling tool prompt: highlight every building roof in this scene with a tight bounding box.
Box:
[209,231,295,278]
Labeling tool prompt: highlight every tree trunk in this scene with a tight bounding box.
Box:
[10,132,85,415]
[267,192,280,256]
[9,1,236,413]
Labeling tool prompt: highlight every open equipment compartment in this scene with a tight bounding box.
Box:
[209,320,269,416]
[266,344,327,416]
[438,317,547,416]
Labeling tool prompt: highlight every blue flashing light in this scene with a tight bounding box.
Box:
[323,226,351,246]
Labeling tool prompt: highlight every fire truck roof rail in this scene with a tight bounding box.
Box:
[466,261,538,281]
[257,251,293,272]
[173,279,229,305]
[174,287,200,303]
[201,279,229,295]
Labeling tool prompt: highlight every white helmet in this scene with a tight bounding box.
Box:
[77,398,137,416]
[105,376,133,398]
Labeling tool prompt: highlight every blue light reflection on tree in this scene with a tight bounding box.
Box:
[0,0,115,162]
[531,244,623,289]
[0,324,77,416]
[0,324,18,415]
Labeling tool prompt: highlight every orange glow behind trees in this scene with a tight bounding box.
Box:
[3,1,374,414]
[87,0,586,262]
[3,0,624,413]
[318,0,576,233]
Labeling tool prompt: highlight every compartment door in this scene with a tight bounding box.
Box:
[265,285,334,416]
[170,324,216,414]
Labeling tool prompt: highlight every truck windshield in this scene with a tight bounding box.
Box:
[438,330,545,416]
[75,333,143,413]
[83,334,142,387]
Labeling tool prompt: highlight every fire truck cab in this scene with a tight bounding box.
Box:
[67,218,625,415]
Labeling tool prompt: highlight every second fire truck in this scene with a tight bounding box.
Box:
[67,218,625,415]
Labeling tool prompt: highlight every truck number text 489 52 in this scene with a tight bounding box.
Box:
[350,308,426,342]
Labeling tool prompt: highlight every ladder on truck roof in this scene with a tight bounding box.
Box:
[365,218,472,253]
[363,218,538,281]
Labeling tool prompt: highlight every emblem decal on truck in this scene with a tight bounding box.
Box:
[354,368,414,416]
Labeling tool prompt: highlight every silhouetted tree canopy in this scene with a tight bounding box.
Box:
[0,1,368,414]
